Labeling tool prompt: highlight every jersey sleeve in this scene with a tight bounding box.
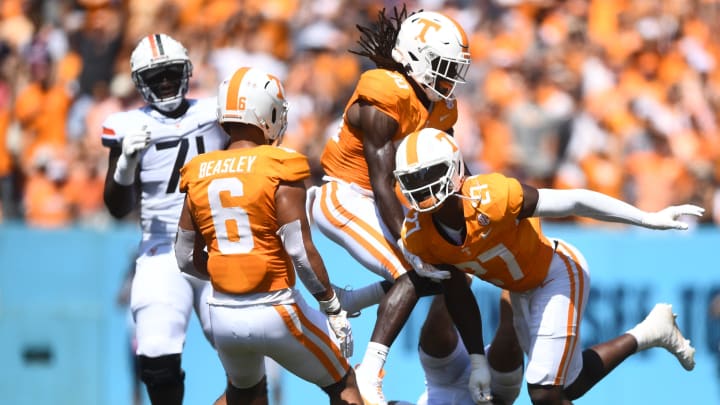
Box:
[355,70,410,123]
[401,213,436,263]
[179,159,196,193]
[469,173,524,220]
[100,113,124,148]
[505,175,524,217]
[266,147,311,183]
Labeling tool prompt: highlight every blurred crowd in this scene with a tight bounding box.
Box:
[1,0,720,228]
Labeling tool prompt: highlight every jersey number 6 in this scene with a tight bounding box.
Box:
[208,177,254,254]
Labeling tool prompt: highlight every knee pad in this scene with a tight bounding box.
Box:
[490,365,523,405]
[138,354,185,388]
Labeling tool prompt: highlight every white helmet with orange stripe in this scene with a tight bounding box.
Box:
[130,33,192,112]
[217,66,288,143]
[391,11,471,102]
[394,128,464,212]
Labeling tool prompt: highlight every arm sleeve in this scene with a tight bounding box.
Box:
[534,188,648,226]
[277,219,326,294]
[174,228,209,280]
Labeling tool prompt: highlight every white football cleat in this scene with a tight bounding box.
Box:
[355,365,387,405]
[627,303,695,371]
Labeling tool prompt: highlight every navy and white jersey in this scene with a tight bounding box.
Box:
[102,97,229,238]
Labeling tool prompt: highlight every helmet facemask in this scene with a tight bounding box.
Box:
[395,158,461,212]
[426,53,470,101]
[133,61,192,112]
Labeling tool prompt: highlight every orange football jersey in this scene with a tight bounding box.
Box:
[180,145,311,294]
[321,68,458,191]
[402,173,555,292]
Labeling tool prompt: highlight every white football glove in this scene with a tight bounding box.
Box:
[113,126,151,185]
[641,204,705,230]
[319,292,354,358]
[397,238,450,281]
[468,354,493,404]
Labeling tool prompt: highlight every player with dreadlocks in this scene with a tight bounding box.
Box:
[308,6,523,404]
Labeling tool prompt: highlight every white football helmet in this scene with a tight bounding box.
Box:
[130,34,192,112]
[217,67,288,143]
[392,11,471,102]
[394,128,464,212]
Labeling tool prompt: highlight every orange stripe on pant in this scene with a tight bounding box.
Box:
[274,304,348,383]
[319,181,406,279]
[557,241,586,383]
[552,242,586,386]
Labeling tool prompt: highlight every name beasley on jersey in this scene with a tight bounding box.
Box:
[198,156,257,178]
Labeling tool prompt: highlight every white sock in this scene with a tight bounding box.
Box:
[626,323,650,351]
[490,365,524,404]
[336,282,385,314]
[360,342,389,376]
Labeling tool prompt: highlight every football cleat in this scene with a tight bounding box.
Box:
[355,365,387,405]
[628,303,695,371]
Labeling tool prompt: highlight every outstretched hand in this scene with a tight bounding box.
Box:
[641,204,705,230]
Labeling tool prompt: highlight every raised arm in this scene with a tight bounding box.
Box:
[103,146,139,218]
[519,185,704,230]
[103,128,151,218]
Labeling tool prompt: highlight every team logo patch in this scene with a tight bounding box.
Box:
[477,213,490,226]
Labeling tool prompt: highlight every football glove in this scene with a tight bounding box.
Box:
[469,354,493,404]
[113,126,151,185]
[319,292,354,358]
[641,204,705,230]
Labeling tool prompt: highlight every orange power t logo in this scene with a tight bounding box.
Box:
[415,18,441,43]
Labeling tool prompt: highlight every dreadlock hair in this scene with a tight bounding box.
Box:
[350,5,416,71]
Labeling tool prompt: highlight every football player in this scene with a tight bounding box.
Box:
[394,128,702,404]
[174,66,362,405]
[102,34,229,404]
[308,7,522,404]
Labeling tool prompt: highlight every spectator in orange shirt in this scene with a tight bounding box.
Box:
[23,145,72,228]
[0,40,19,220]
[14,42,72,174]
